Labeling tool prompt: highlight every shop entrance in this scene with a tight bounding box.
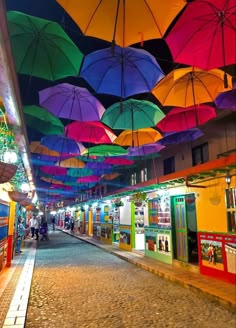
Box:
[171,194,198,263]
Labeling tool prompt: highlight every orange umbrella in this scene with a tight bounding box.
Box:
[102,173,121,180]
[30,141,60,156]
[40,177,63,185]
[114,128,162,147]
[152,67,232,107]
[56,0,186,47]
[56,157,85,168]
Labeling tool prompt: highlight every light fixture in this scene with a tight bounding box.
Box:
[3,150,18,163]
[225,171,231,189]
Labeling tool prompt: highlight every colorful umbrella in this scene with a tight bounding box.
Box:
[127,143,165,157]
[23,106,64,135]
[157,105,216,132]
[57,0,185,47]
[114,128,162,147]
[56,157,85,168]
[101,99,165,130]
[152,68,232,107]
[39,83,105,121]
[104,158,134,166]
[80,46,164,98]
[82,145,128,157]
[30,142,60,157]
[158,129,204,146]
[40,166,67,176]
[40,177,63,185]
[86,162,112,170]
[215,89,236,111]
[77,176,101,183]
[7,11,83,80]
[65,121,117,144]
[67,167,93,178]
[166,0,236,72]
[41,135,85,155]
[102,173,121,181]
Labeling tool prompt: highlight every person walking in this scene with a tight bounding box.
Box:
[15,216,25,254]
[29,215,35,239]
[33,215,40,240]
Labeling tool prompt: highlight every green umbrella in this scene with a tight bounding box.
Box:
[67,167,93,177]
[23,105,64,135]
[83,145,128,157]
[7,11,83,80]
[101,99,165,130]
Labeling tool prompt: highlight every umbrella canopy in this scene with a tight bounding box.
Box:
[77,175,101,183]
[39,83,105,121]
[7,11,83,80]
[40,166,67,176]
[30,142,60,156]
[104,158,134,166]
[158,129,204,146]
[101,99,165,130]
[127,143,165,157]
[56,157,85,168]
[0,161,18,184]
[40,177,63,185]
[57,0,185,47]
[65,121,117,144]
[86,162,112,170]
[67,167,93,177]
[152,67,232,107]
[41,135,85,155]
[23,106,64,135]
[157,105,216,132]
[215,89,236,111]
[114,128,162,147]
[80,46,164,98]
[102,173,121,180]
[82,145,128,157]
[165,0,236,71]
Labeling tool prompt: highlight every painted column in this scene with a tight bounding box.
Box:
[6,201,16,267]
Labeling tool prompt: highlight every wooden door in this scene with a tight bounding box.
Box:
[173,196,188,262]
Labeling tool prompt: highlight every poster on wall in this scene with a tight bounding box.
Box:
[120,227,131,245]
[104,205,110,222]
[200,239,223,271]
[145,230,157,252]
[225,243,236,274]
[157,232,171,255]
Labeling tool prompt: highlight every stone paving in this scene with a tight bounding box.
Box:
[25,230,236,328]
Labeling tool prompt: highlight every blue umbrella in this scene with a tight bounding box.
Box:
[158,129,204,146]
[41,135,85,155]
[80,45,164,98]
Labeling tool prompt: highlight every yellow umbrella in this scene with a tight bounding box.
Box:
[40,177,63,185]
[152,67,232,107]
[56,157,85,168]
[56,0,186,47]
[102,173,121,180]
[114,128,162,147]
[30,141,60,156]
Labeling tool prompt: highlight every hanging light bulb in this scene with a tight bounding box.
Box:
[3,150,17,163]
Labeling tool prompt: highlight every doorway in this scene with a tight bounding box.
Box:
[171,194,198,263]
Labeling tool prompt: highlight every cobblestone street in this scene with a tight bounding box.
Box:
[25,231,235,328]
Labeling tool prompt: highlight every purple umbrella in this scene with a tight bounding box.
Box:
[86,162,112,170]
[215,89,236,111]
[39,83,105,121]
[128,143,165,157]
[158,129,204,146]
[80,45,164,98]
[41,135,85,155]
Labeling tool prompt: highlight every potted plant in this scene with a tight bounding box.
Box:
[113,198,124,208]
[130,191,147,207]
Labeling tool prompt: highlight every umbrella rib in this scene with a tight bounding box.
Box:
[144,0,163,36]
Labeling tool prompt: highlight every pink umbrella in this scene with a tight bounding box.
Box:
[40,166,67,176]
[65,121,117,144]
[51,184,72,191]
[77,175,101,183]
[157,105,216,132]
[104,158,135,166]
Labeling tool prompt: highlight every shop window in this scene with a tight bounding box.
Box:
[140,168,147,182]
[163,156,175,175]
[226,188,236,232]
[131,172,137,185]
[192,143,209,166]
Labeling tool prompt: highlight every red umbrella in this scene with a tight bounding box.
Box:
[104,157,135,166]
[166,0,235,75]
[157,105,216,132]
[40,166,67,176]
[65,121,117,144]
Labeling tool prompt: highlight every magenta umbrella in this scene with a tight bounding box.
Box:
[39,83,105,121]
[40,166,67,176]
[157,105,216,132]
[77,175,100,183]
[166,0,235,72]
[65,121,117,144]
[104,157,134,166]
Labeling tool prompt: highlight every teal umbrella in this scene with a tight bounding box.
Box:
[23,105,64,135]
[101,99,165,130]
[7,11,83,80]
[67,167,93,177]
[83,145,128,157]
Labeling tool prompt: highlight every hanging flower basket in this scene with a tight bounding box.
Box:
[112,198,124,207]
[130,191,147,205]
[0,161,18,184]
[8,191,28,203]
